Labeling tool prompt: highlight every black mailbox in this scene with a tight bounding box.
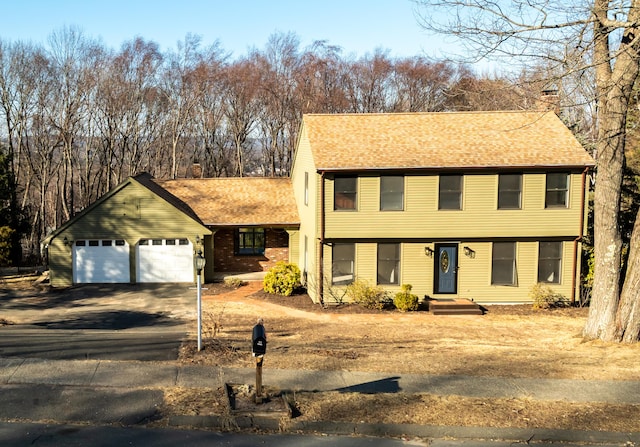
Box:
[252,322,267,357]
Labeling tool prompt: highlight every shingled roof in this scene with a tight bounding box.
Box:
[153,177,299,226]
[302,111,595,171]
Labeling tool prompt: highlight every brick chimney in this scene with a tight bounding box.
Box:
[537,88,560,114]
[191,162,203,179]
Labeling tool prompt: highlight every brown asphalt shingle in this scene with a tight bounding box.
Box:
[154,177,299,226]
[302,111,595,170]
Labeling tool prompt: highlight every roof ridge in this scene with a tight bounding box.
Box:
[303,110,548,117]
[155,177,291,182]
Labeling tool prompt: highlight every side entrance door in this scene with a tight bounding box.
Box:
[434,243,458,294]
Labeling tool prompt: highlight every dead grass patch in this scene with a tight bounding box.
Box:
[160,386,640,433]
[294,392,640,432]
[166,285,640,433]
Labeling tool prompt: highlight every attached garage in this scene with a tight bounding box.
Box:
[73,239,130,283]
[137,238,194,283]
[44,173,212,287]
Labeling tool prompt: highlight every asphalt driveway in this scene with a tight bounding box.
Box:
[0,284,194,361]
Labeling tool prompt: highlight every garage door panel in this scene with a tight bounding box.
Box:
[137,239,193,283]
[73,241,130,283]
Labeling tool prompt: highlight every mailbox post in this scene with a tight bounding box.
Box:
[251,318,267,403]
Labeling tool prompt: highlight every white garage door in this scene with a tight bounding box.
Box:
[137,238,194,283]
[73,240,130,283]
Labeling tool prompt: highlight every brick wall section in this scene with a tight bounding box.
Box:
[213,228,289,272]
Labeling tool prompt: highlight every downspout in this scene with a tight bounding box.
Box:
[571,167,589,305]
[318,171,326,306]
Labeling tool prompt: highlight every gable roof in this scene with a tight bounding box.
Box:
[301,111,595,171]
[133,172,202,223]
[42,173,211,245]
[154,177,299,226]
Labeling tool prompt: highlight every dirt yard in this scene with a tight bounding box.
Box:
[171,281,640,433]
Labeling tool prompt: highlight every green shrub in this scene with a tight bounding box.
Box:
[530,283,567,309]
[346,279,391,310]
[393,284,419,311]
[263,261,301,296]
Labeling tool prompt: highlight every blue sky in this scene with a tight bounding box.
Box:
[2,0,459,60]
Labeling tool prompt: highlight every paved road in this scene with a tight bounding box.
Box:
[0,422,627,447]
[0,284,193,361]
[1,422,415,447]
[0,327,186,361]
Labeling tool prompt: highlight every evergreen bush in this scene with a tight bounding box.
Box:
[393,284,419,311]
[263,261,301,296]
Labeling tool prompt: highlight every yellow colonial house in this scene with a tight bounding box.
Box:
[45,110,594,306]
[290,111,595,305]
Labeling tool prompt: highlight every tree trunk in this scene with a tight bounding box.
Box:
[583,5,640,340]
[615,210,640,342]
[583,101,624,340]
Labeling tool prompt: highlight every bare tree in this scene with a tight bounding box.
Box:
[343,49,394,113]
[443,66,538,111]
[254,32,302,176]
[46,26,100,219]
[296,41,350,113]
[222,58,261,176]
[191,44,229,177]
[415,0,640,342]
[160,34,203,179]
[94,38,163,189]
[391,58,456,112]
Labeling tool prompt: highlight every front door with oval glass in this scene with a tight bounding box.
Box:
[434,243,458,294]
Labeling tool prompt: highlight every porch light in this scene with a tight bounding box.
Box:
[194,250,206,351]
[463,246,475,258]
[194,249,206,273]
[424,246,434,257]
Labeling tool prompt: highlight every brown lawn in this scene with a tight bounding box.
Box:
[170,282,640,433]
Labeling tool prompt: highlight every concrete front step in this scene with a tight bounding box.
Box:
[427,298,483,315]
[431,308,484,316]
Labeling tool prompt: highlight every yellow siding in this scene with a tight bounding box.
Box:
[290,124,321,302]
[324,172,585,239]
[49,181,210,287]
[321,240,578,305]
[287,230,300,264]
[48,240,72,287]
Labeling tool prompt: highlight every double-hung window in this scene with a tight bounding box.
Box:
[377,243,400,285]
[380,176,404,211]
[491,242,516,285]
[439,175,463,210]
[332,243,355,285]
[545,173,569,208]
[334,177,357,210]
[538,241,562,283]
[236,228,265,255]
[498,174,522,209]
